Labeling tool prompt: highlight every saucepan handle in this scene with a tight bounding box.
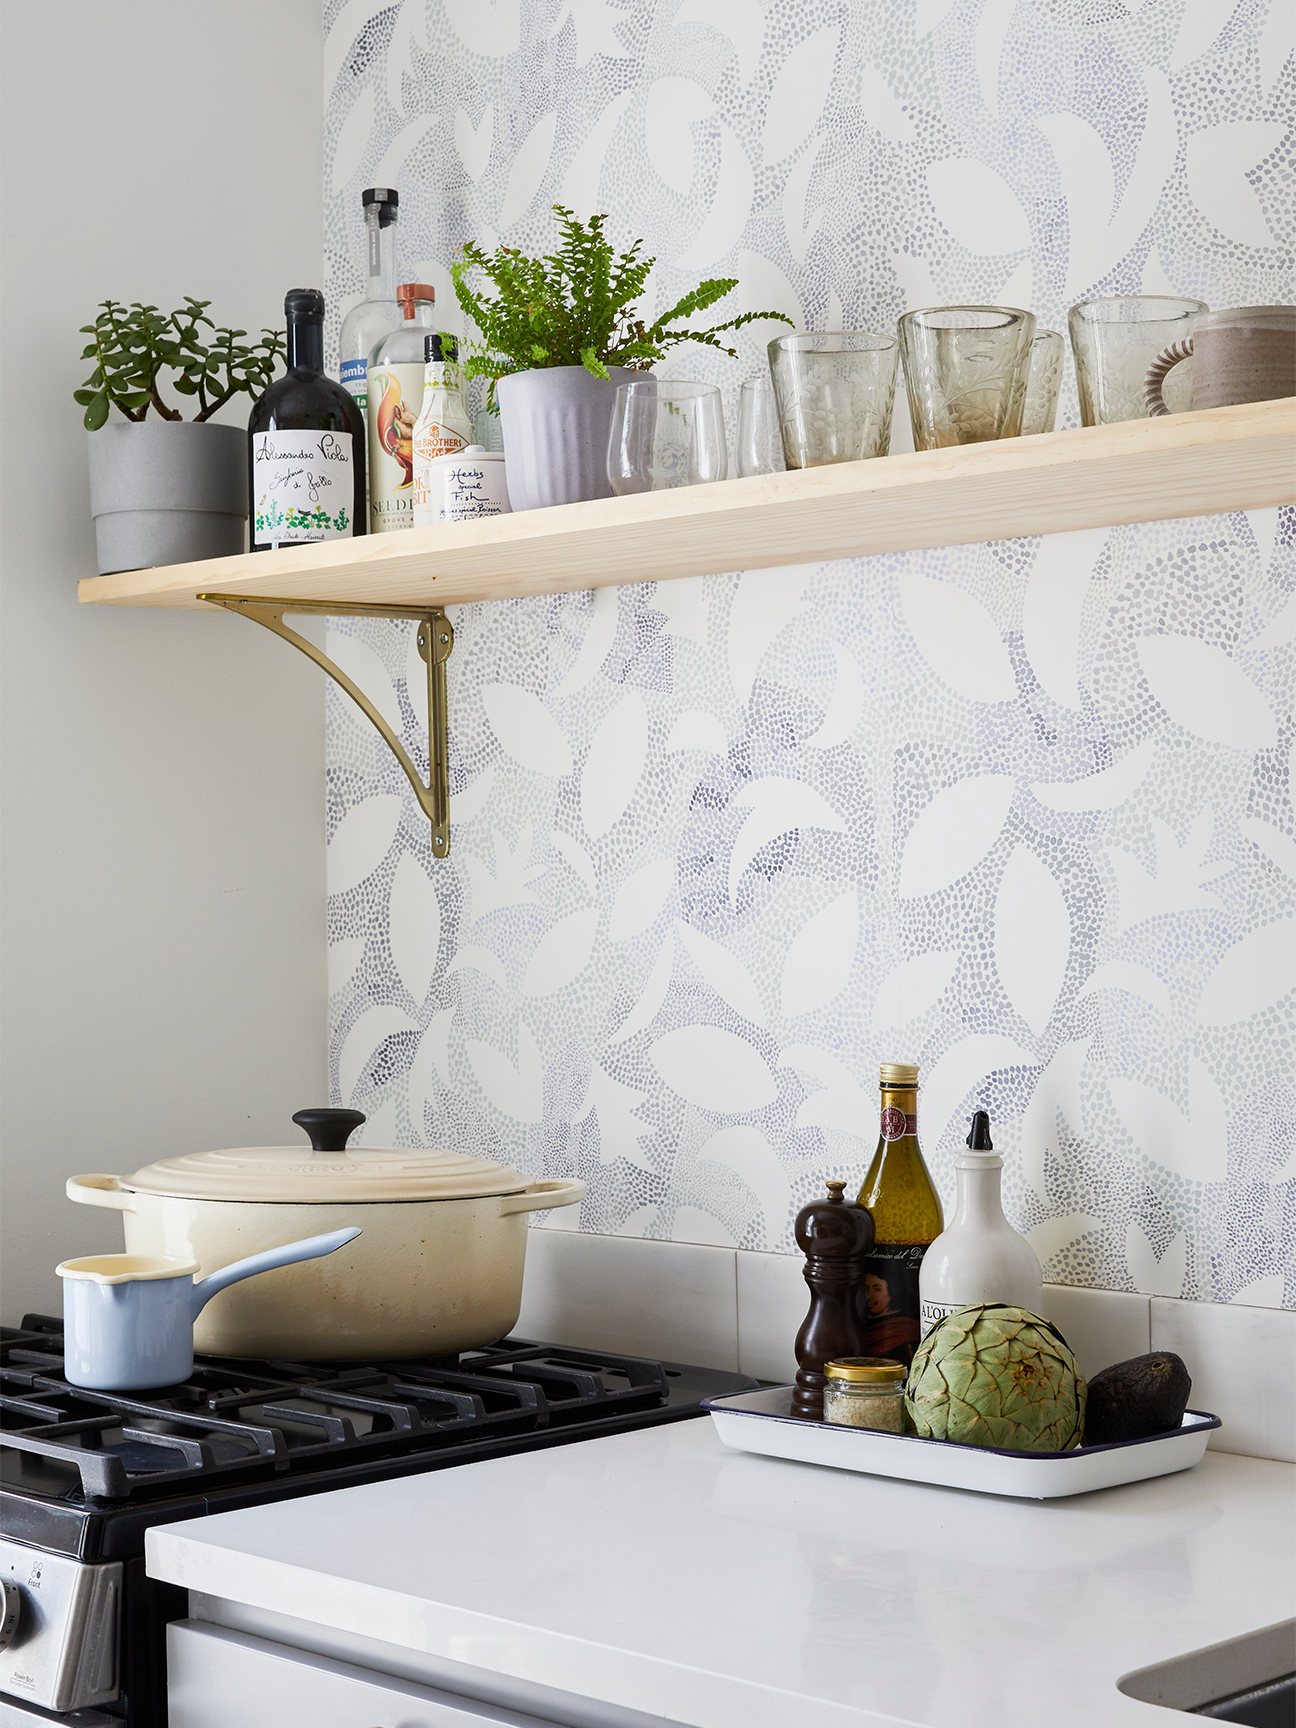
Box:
[498,1178,587,1217]
[189,1225,362,1319]
[66,1174,136,1212]
[1144,337,1193,418]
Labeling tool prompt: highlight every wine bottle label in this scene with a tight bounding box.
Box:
[340,357,368,411]
[251,431,354,546]
[880,1107,918,1141]
[368,362,423,533]
[861,1243,928,1366]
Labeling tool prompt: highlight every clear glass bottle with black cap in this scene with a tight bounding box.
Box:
[855,1062,943,1367]
[337,187,400,416]
[248,289,366,550]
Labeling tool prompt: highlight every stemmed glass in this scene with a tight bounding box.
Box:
[607,379,728,494]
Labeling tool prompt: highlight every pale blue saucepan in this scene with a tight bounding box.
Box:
[56,1226,362,1390]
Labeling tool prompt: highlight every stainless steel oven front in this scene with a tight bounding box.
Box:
[0,1538,121,1716]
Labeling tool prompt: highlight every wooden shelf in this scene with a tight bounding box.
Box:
[78,397,1294,612]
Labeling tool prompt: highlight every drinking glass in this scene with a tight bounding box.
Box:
[1068,296,1207,426]
[767,332,899,468]
[1021,329,1064,436]
[736,376,785,476]
[607,379,727,494]
[897,306,1036,449]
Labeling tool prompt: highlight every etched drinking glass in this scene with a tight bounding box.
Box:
[1068,296,1207,426]
[897,306,1036,449]
[1021,329,1065,436]
[767,333,899,468]
[736,376,786,476]
[607,379,727,493]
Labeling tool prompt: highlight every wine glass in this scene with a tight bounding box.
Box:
[736,376,786,476]
[607,379,728,494]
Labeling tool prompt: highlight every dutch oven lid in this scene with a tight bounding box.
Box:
[121,1108,531,1203]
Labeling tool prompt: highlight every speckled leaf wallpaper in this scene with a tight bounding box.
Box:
[321,0,1295,1307]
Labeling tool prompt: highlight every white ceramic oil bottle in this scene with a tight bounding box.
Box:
[918,1110,1043,1332]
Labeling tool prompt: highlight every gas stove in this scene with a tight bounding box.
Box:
[0,1315,755,1725]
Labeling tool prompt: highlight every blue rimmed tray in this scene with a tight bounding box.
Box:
[704,1385,1221,1500]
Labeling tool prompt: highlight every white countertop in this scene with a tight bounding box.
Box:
[147,1419,1295,1728]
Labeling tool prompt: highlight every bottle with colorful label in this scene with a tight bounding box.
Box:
[247,289,366,550]
[855,1063,944,1367]
[366,282,436,534]
[918,1110,1043,1331]
[411,334,472,521]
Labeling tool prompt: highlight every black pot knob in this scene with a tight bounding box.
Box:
[291,1107,366,1153]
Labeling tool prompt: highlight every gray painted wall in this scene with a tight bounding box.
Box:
[0,0,329,1320]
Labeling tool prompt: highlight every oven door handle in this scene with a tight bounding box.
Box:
[66,1173,137,1212]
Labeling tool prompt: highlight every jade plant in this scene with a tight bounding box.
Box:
[74,298,285,429]
[451,206,793,406]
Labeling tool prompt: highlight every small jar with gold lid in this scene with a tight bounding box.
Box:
[822,1357,907,1431]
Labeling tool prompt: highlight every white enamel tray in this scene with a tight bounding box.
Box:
[704,1385,1221,1500]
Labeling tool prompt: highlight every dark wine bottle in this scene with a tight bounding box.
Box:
[248,289,366,550]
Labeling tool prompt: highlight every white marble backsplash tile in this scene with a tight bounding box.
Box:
[519,1230,1294,1461]
[1151,1295,1296,1465]
[516,1227,739,1370]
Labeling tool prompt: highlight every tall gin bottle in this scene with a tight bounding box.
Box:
[856,1062,943,1366]
[337,187,400,414]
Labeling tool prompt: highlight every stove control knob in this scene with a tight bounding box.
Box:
[0,1579,20,1651]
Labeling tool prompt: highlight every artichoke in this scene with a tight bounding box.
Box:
[906,1304,1087,1452]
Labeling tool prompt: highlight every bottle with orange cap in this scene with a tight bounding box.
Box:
[855,1062,944,1368]
[366,282,437,533]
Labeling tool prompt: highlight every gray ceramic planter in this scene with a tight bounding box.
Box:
[496,365,635,511]
[86,421,249,574]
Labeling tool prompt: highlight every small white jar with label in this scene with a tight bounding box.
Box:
[413,445,511,527]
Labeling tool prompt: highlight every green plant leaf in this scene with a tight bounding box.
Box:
[83,394,110,431]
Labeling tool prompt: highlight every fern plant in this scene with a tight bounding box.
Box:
[451,207,792,406]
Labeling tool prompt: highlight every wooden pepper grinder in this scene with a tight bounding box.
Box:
[792,1180,875,1420]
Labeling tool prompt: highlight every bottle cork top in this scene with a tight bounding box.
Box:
[397,283,435,317]
[879,1062,920,1086]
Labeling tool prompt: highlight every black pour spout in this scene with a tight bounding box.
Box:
[292,1107,366,1152]
[966,1110,993,1151]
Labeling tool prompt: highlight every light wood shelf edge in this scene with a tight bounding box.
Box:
[78,397,1295,612]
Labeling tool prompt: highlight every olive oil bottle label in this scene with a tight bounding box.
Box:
[251,431,354,546]
[862,1243,927,1366]
[367,362,423,532]
[919,1297,964,1333]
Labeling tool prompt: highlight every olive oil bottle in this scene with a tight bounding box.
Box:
[856,1063,943,1367]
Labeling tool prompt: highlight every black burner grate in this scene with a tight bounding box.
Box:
[1,1317,668,1502]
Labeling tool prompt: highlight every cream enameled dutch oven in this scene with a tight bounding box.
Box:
[66,1108,585,1360]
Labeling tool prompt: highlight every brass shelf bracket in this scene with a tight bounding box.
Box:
[199,592,455,857]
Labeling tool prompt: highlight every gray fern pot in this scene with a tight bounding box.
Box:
[495,365,634,511]
[86,421,249,574]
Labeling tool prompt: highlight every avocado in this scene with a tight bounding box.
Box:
[1083,1351,1192,1445]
